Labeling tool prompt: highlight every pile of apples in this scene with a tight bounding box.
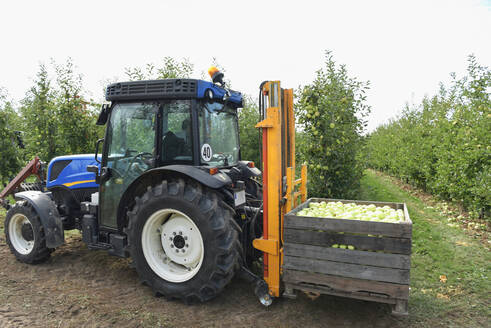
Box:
[296,201,405,223]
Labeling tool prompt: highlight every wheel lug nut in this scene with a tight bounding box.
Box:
[169,237,173,241]
[184,236,188,240]
[170,244,174,248]
[175,249,179,253]
[185,244,189,248]
[173,232,176,236]
[179,231,183,235]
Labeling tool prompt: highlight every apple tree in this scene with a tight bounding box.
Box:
[366,55,490,219]
[296,51,370,198]
[0,89,22,184]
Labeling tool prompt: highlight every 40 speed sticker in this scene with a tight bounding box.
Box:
[201,143,212,162]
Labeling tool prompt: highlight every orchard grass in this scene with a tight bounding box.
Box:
[0,171,488,327]
[359,170,490,327]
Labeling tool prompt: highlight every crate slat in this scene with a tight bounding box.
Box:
[284,216,412,238]
[284,243,411,269]
[284,255,410,284]
[285,282,398,304]
[284,229,412,255]
[283,270,409,299]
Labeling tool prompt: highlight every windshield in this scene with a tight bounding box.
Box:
[198,101,240,166]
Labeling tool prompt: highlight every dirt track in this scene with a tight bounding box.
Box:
[0,231,412,328]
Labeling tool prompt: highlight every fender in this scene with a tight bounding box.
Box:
[158,165,232,188]
[115,165,232,231]
[14,191,64,248]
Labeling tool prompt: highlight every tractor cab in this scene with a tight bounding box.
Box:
[93,75,257,230]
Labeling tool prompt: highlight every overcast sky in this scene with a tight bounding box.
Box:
[0,0,489,131]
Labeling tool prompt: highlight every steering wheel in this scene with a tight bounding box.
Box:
[123,152,154,178]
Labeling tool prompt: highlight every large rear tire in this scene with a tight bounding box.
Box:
[5,201,52,264]
[127,178,241,303]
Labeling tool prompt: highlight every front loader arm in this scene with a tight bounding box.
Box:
[0,157,43,209]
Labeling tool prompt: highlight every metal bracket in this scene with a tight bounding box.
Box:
[255,117,274,128]
[252,237,279,256]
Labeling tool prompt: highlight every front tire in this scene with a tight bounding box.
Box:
[5,201,52,264]
[127,178,241,303]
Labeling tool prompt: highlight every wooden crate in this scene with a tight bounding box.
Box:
[283,198,412,315]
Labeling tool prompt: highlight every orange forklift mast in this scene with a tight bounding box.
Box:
[253,81,307,298]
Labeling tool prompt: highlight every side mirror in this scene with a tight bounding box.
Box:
[96,104,110,125]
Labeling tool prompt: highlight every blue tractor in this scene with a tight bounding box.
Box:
[1,69,266,303]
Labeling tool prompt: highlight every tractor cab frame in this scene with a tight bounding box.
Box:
[95,81,243,231]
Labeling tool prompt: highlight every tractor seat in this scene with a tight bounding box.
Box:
[162,131,186,162]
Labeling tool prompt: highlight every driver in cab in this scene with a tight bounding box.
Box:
[162,118,192,161]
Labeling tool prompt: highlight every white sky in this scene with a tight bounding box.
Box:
[0,0,489,131]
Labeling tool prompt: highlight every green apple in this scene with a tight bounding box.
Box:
[297,201,404,223]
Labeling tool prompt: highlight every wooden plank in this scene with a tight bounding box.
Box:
[283,256,410,284]
[283,270,409,299]
[284,283,398,305]
[288,198,312,213]
[403,204,412,224]
[284,243,411,269]
[284,229,412,255]
[284,215,412,238]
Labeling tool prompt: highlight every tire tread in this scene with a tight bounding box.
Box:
[127,177,241,303]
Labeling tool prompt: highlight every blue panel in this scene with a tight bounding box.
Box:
[196,80,242,106]
[47,154,101,189]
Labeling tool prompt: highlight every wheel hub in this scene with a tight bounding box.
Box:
[21,223,34,241]
[9,213,35,255]
[141,209,204,283]
[161,216,201,266]
[173,235,186,249]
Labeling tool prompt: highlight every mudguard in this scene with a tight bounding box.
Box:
[14,191,64,248]
[158,165,232,188]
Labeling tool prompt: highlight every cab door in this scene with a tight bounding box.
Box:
[99,102,158,228]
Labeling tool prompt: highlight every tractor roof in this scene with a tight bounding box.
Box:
[105,79,242,106]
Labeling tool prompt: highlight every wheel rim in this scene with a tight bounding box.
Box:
[8,213,35,255]
[142,209,204,283]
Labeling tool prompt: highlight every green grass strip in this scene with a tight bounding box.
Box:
[358,170,490,327]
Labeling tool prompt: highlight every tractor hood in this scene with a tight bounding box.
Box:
[46,154,101,189]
